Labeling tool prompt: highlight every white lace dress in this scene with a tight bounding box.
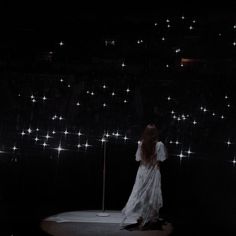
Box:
[121,141,167,226]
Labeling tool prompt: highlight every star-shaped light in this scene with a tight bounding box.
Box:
[121,62,126,67]
[178,151,185,159]
[114,131,120,137]
[34,137,39,142]
[42,96,47,100]
[12,146,18,151]
[27,128,32,134]
[64,130,69,135]
[100,138,107,143]
[177,151,187,163]
[21,131,26,136]
[52,130,56,134]
[123,136,128,141]
[226,140,232,146]
[105,132,110,138]
[186,148,194,155]
[77,131,82,136]
[42,142,48,148]
[84,141,91,148]
[175,140,180,145]
[193,120,197,125]
[171,110,175,114]
[54,144,66,155]
[232,157,236,166]
[44,133,52,139]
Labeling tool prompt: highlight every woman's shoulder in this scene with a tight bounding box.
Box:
[157,140,164,144]
[156,141,165,148]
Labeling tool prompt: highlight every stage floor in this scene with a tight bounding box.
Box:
[41,210,173,235]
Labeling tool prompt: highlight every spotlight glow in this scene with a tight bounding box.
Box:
[226,140,232,146]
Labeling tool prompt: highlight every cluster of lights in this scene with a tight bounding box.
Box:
[200,106,225,119]
[105,40,116,46]
[11,16,236,166]
[52,115,64,121]
[9,121,236,168]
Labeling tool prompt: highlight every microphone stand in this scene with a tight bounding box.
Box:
[97,140,110,217]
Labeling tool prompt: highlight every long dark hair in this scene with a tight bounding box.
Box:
[141,124,159,163]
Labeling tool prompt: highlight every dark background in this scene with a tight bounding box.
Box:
[0,5,236,235]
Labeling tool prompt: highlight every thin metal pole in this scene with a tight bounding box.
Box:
[102,141,106,211]
[97,141,110,217]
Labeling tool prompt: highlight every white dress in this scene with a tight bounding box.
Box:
[121,141,167,226]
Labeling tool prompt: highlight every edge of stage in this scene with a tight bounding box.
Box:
[41,210,174,235]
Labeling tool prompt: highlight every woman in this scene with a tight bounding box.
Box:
[121,124,167,229]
